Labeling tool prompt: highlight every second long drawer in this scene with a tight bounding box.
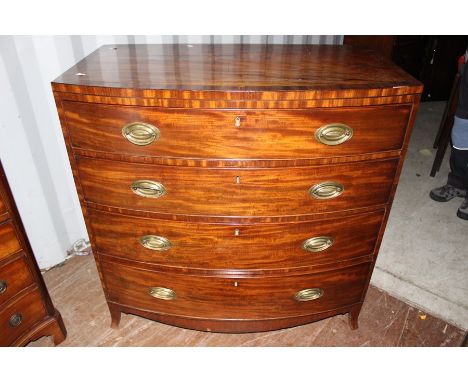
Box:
[77,157,398,216]
[89,209,384,270]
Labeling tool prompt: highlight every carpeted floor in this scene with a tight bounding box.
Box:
[372,101,468,331]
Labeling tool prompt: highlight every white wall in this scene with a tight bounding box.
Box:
[0,35,343,269]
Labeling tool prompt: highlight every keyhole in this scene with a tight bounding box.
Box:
[234,229,240,236]
[235,116,241,128]
[236,176,240,184]
[233,282,239,287]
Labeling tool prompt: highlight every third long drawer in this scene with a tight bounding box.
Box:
[77,156,398,216]
[88,208,384,270]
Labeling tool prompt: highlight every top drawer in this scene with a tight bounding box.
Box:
[63,102,411,160]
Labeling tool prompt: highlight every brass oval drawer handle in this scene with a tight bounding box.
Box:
[122,122,160,146]
[140,235,172,251]
[148,287,176,301]
[315,123,353,146]
[131,180,166,198]
[302,236,334,252]
[0,279,7,294]
[294,288,324,302]
[309,181,344,199]
[9,313,22,328]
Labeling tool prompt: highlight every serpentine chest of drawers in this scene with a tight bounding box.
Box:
[53,44,422,333]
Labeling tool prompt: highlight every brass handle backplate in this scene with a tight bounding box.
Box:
[9,313,22,328]
[302,236,334,252]
[315,123,353,146]
[122,122,160,146]
[148,287,176,300]
[140,235,172,251]
[131,180,166,198]
[294,288,324,301]
[309,182,344,199]
[0,280,7,294]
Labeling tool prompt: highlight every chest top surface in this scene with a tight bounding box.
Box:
[52,44,422,99]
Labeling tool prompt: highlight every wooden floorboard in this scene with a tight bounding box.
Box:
[28,255,466,347]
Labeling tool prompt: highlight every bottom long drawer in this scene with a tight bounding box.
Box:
[101,258,371,320]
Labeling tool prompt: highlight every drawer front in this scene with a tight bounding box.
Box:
[0,289,47,346]
[64,101,411,159]
[0,193,6,217]
[0,222,21,261]
[90,209,383,269]
[77,157,398,216]
[102,259,370,320]
[0,255,34,306]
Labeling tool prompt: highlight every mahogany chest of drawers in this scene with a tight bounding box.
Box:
[52,44,422,333]
[0,161,66,346]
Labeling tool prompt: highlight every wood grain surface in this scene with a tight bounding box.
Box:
[63,101,411,160]
[0,192,6,217]
[52,44,423,333]
[0,221,21,262]
[29,255,466,345]
[52,44,423,100]
[101,256,371,322]
[0,254,34,306]
[57,91,419,110]
[77,156,398,216]
[0,161,67,346]
[89,209,384,270]
[0,288,47,346]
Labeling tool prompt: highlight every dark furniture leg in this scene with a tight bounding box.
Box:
[348,304,362,330]
[51,311,67,345]
[108,303,122,329]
